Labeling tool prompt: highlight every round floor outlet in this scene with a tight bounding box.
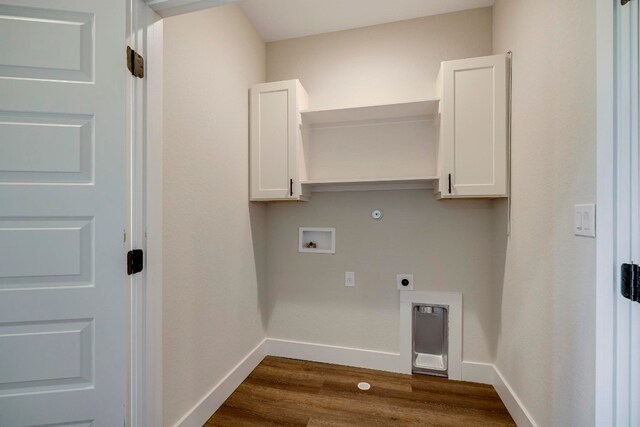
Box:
[357,382,371,391]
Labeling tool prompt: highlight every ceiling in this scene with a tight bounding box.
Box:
[147,0,494,38]
[239,0,495,42]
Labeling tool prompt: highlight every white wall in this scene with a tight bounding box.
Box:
[492,1,597,425]
[267,7,493,109]
[162,5,266,426]
[265,8,498,364]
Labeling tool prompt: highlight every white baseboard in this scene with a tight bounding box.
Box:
[266,338,495,384]
[460,360,495,385]
[493,365,537,427]
[173,339,267,427]
[174,338,535,427]
[266,338,400,373]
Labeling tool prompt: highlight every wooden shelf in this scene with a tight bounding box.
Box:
[301,99,439,127]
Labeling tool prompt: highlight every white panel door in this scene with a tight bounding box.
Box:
[0,1,127,426]
[250,80,304,201]
[439,54,508,198]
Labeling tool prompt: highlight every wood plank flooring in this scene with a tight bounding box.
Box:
[205,356,515,426]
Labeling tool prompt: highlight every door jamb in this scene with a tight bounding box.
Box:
[595,0,616,425]
[128,2,164,426]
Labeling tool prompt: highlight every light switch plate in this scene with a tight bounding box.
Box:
[574,204,596,237]
[345,272,355,287]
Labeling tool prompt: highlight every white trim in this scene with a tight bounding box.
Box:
[266,338,491,385]
[173,338,530,424]
[595,0,616,423]
[493,366,537,427]
[146,0,238,18]
[461,361,495,385]
[174,339,268,427]
[144,12,164,427]
[267,338,400,373]
[399,291,462,379]
[128,2,163,425]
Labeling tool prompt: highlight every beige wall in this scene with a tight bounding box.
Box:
[265,8,498,364]
[267,7,493,109]
[162,5,266,426]
[267,191,497,362]
[492,1,596,425]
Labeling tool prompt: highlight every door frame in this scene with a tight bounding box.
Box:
[612,0,640,424]
[595,0,616,423]
[596,0,639,424]
[127,1,164,426]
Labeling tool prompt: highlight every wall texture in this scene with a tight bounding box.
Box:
[492,1,597,425]
[267,191,497,363]
[264,8,497,365]
[267,7,493,110]
[162,5,266,426]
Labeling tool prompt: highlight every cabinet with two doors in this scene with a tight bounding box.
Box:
[249,54,508,201]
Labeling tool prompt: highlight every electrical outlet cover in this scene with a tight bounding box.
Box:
[345,271,355,287]
[397,274,414,290]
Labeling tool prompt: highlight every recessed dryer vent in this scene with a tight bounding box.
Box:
[412,304,448,377]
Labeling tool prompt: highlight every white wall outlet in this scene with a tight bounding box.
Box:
[345,271,355,287]
[397,274,414,291]
[574,204,596,237]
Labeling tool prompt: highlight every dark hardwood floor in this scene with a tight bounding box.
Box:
[205,356,515,426]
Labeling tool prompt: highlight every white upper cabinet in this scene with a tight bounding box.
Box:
[250,80,309,201]
[249,54,509,201]
[437,54,508,198]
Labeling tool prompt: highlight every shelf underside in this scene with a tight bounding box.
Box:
[301,99,440,126]
[301,176,438,192]
[302,176,437,186]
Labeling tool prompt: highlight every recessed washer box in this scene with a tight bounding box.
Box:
[298,227,335,254]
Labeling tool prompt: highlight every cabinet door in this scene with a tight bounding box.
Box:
[250,80,300,200]
[439,54,508,197]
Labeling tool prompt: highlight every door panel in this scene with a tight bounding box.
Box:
[258,90,290,191]
[0,0,126,425]
[453,67,495,185]
[0,4,93,82]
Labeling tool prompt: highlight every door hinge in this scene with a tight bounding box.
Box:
[621,263,640,302]
[127,249,144,275]
[127,46,144,78]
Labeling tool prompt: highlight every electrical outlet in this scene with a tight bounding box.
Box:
[397,274,413,290]
[345,271,355,287]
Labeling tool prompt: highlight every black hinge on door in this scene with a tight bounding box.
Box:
[127,46,144,78]
[127,249,144,275]
[448,174,452,194]
[290,178,293,196]
[621,263,640,302]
